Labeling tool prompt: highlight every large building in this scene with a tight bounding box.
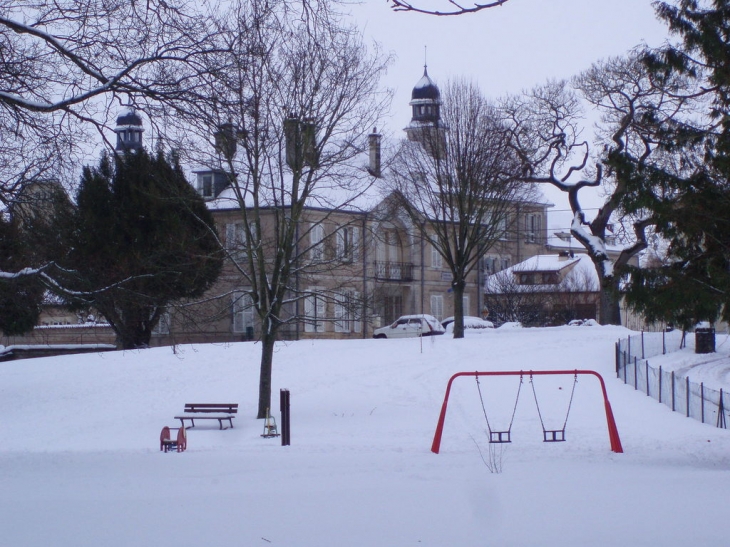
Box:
[2,71,554,349]
[160,69,552,344]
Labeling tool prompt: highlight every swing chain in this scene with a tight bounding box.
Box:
[530,371,579,440]
[475,372,523,443]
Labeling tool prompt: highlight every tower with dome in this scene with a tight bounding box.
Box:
[405,66,446,157]
[114,106,145,152]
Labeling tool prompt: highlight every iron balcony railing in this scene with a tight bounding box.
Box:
[373,261,414,282]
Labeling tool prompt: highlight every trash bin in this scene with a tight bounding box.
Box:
[695,327,715,354]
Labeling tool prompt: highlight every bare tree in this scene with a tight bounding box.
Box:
[504,54,695,324]
[389,0,510,16]
[389,79,534,338]
[168,0,391,418]
[0,0,219,205]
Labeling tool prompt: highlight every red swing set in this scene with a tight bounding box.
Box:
[430,369,624,454]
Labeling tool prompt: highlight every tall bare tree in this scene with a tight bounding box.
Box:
[0,0,219,205]
[505,55,694,324]
[389,79,534,338]
[168,0,391,418]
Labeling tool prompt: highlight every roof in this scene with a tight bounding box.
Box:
[411,68,441,102]
[485,253,599,294]
[116,107,143,129]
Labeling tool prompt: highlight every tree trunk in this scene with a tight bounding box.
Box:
[598,274,622,326]
[257,329,276,419]
[115,325,152,349]
[452,278,466,339]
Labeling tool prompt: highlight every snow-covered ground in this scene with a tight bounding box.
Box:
[2,325,730,546]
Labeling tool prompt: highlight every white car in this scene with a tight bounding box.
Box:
[373,314,446,339]
[442,316,494,332]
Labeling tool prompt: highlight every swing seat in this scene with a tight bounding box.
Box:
[543,429,566,442]
[490,431,512,443]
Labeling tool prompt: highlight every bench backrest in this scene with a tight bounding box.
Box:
[183,403,238,414]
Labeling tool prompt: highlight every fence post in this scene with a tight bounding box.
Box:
[686,376,690,418]
[701,382,705,424]
[615,342,619,376]
[717,389,726,429]
[659,366,663,404]
[646,361,650,396]
[663,329,666,355]
[634,357,638,390]
[671,371,676,412]
[641,330,645,360]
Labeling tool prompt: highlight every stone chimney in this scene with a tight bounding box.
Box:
[368,128,381,178]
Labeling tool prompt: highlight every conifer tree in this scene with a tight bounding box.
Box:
[0,218,44,335]
[622,0,730,328]
[59,149,222,349]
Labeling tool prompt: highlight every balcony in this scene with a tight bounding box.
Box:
[374,261,414,282]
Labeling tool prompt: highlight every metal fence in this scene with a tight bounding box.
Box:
[616,331,730,428]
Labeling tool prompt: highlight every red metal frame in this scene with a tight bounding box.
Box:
[431,369,623,454]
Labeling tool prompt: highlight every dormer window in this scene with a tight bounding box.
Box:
[198,173,213,198]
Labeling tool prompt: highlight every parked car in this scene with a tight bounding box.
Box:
[442,316,495,333]
[373,314,446,339]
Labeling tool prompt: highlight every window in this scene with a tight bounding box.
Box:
[226,222,245,260]
[310,223,324,261]
[431,294,444,321]
[225,221,257,261]
[152,311,170,335]
[463,296,470,316]
[431,243,443,269]
[232,291,255,334]
[334,290,361,333]
[483,256,498,275]
[198,173,214,198]
[519,273,535,285]
[304,287,326,333]
[336,225,359,263]
[525,213,542,243]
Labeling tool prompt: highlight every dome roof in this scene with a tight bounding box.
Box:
[116,106,143,128]
[411,68,440,102]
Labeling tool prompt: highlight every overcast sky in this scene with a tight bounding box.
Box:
[349,0,672,230]
[351,0,670,133]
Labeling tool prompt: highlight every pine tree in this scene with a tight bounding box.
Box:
[622,0,730,328]
[60,149,222,349]
[0,218,45,335]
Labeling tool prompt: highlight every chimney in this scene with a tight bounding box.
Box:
[285,115,319,170]
[368,127,381,178]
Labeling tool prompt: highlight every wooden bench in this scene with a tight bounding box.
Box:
[160,426,187,452]
[174,403,238,430]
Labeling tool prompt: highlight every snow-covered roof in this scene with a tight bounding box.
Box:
[512,254,582,273]
[485,253,598,293]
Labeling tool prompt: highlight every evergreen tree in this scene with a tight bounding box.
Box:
[0,218,44,335]
[60,149,222,349]
[622,0,730,328]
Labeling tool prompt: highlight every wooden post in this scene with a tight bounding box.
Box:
[671,371,676,412]
[280,389,291,446]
